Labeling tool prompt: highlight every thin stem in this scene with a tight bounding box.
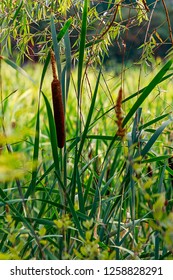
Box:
[161,0,173,46]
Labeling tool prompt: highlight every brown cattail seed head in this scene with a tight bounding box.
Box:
[50,50,65,148]
[115,87,126,138]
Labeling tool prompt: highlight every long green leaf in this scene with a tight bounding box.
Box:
[25,108,40,199]
[50,15,61,81]
[39,18,72,89]
[122,73,173,104]
[10,0,23,25]
[64,32,71,100]
[139,113,170,130]
[59,181,84,238]
[77,0,88,100]
[42,92,60,174]
[77,68,102,162]
[1,55,34,82]
[141,119,172,157]
[123,60,172,127]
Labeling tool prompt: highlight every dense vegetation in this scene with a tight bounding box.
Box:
[0,0,173,260]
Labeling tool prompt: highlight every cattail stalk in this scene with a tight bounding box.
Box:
[115,87,126,138]
[50,50,65,148]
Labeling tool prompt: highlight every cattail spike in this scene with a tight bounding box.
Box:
[50,49,58,80]
[115,87,126,138]
[50,50,65,148]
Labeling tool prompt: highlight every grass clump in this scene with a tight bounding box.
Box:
[0,0,173,260]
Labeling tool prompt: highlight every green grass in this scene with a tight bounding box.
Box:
[0,56,173,260]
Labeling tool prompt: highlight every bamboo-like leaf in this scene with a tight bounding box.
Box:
[10,0,23,25]
[123,60,173,127]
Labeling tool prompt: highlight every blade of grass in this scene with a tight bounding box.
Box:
[122,73,173,104]
[24,108,40,199]
[139,113,170,130]
[64,31,71,100]
[56,174,84,238]
[77,0,88,100]
[76,168,85,214]
[39,18,72,89]
[42,92,60,174]
[0,55,34,82]
[50,15,61,81]
[123,60,172,127]
[140,119,172,158]
[77,68,102,162]
[57,18,72,42]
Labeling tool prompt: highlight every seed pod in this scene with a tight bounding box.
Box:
[50,50,65,148]
[51,78,65,148]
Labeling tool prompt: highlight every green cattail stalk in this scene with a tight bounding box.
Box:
[50,50,65,148]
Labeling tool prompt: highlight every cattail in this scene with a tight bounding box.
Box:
[115,87,126,138]
[50,50,65,148]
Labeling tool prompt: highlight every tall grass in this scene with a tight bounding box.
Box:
[1,6,173,260]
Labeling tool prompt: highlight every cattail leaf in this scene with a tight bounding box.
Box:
[55,176,84,238]
[132,108,142,143]
[142,155,171,163]
[77,68,102,162]
[77,0,88,100]
[0,196,40,241]
[0,55,34,82]
[64,32,71,100]
[57,17,72,42]
[76,168,85,214]
[42,91,60,174]
[39,52,51,92]
[36,199,67,212]
[123,60,173,126]
[123,73,173,104]
[140,119,172,158]
[39,18,72,92]
[50,15,62,81]
[90,159,109,218]
[84,173,93,204]
[86,135,114,141]
[139,113,170,130]
[24,109,40,199]
[36,163,55,186]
